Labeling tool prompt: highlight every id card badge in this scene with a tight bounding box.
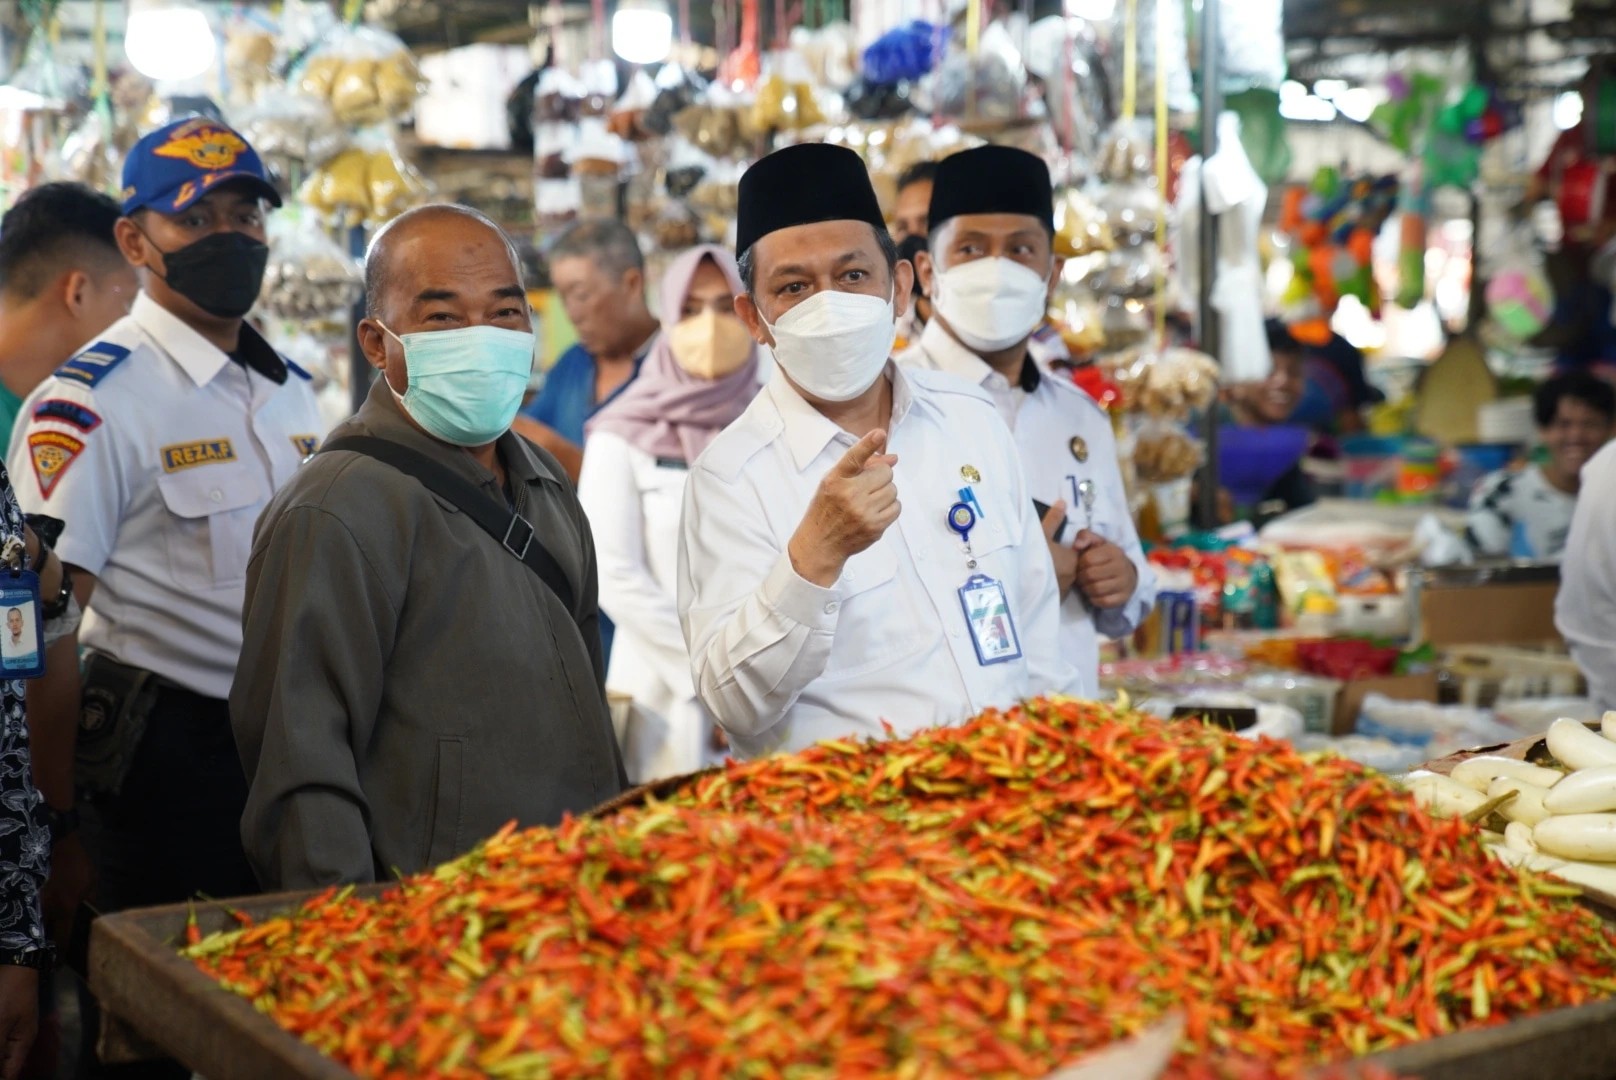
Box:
[958,573,1023,666]
[0,571,44,679]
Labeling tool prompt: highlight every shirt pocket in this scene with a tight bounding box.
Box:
[155,462,268,588]
[820,541,930,681]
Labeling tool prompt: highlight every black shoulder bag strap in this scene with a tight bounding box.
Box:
[321,435,577,616]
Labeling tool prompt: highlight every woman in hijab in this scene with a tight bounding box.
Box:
[577,245,761,782]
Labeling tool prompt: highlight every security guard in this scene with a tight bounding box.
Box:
[678,143,1079,760]
[7,117,321,939]
[900,146,1156,695]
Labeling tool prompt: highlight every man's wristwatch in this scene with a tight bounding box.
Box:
[0,947,52,971]
[42,563,72,621]
[41,805,78,843]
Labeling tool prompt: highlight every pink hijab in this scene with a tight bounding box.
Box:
[585,244,760,464]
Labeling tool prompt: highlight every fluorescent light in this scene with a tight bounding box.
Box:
[124,2,216,83]
[1313,78,1349,99]
[1336,87,1376,123]
[1068,0,1117,18]
[1280,80,1308,103]
[612,4,673,66]
[1555,90,1584,131]
[1280,94,1338,122]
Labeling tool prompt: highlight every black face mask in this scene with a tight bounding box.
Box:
[147,230,270,320]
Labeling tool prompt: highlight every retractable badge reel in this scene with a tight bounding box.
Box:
[947,493,1023,666]
[0,537,45,680]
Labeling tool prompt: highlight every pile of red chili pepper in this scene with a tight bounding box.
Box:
[185,698,1616,1079]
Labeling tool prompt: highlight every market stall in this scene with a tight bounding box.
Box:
[87,698,1616,1079]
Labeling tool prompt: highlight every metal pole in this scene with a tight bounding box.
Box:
[1195,0,1222,529]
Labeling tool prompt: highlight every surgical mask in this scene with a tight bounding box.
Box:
[762,289,896,403]
[668,310,753,380]
[381,323,536,447]
[146,230,270,320]
[931,256,1051,352]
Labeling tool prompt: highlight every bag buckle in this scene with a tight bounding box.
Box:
[502,515,534,560]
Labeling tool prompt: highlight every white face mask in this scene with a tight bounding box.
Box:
[931,256,1052,353]
[762,288,897,403]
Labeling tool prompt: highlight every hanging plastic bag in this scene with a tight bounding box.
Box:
[862,21,946,87]
[236,89,350,173]
[1484,220,1553,342]
[296,25,425,127]
[258,208,362,321]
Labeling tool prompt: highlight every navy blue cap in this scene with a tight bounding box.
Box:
[120,117,281,217]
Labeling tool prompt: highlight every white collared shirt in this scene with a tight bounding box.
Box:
[677,361,1079,759]
[8,292,322,698]
[1558,442,1616,710]
[899,320,1156,693]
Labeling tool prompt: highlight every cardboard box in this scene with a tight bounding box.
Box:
[1332,671,1440,735]
[1420,581,1560,648]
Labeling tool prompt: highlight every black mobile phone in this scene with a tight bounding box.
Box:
[1032,499,1068,544]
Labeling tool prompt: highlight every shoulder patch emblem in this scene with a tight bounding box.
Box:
[291,434,320,457]
[32,399,102,433]
[28,431,84,497]
[55,344,132,388]
[161,439,237,473]
[284,359,313,382]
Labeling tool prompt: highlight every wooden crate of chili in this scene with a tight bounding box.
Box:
[88,698,1616,1080]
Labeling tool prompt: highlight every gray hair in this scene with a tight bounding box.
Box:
[364,203,524,318]
[547,219,644,281]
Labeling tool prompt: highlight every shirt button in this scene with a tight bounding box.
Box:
[209,490,223,503]
[824,602,839,615]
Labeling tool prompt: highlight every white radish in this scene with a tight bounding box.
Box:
[1534,814,1616,862]
[1488,843,1616,900]
[1546,718,1616,771]
[1544,764,1616,815]
[1404,773,1489,819]
[1449,755,1563,792]
[1487,776,1553,826]
[1603,710,1616,743]
[1504,821,1539,854]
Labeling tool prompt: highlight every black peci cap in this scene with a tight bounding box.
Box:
[927,145,1055,234]
[735,143,889,255]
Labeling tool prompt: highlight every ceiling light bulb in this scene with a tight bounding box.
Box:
[124,3,217,83]
[612,5,673,66]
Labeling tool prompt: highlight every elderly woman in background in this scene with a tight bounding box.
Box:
[577,245,762,782]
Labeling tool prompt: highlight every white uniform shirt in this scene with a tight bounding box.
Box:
[578,429,706,780]
[900,320,1156,694]
[1558,442,1616,710]
[678,361,1079,759]
[7,292,322,699]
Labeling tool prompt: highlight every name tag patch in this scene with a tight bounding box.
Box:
[32,399,102,433]
[28,431,85,497]
[161,439,236,473]
[291,434,320,457]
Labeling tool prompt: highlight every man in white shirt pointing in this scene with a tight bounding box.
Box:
[900,145,1155,693]
[677,142,1079,759]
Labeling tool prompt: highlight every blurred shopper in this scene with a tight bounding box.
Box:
[0,184,136,448]
[1468,372,1616,561]
[578,245,761,781]
[890,160,936,243]
[234,205,625,890]
[902,145,1155,696]
[515,220,659,482]
[1214,321,1317,521]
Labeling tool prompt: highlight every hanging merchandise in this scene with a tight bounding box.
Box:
[299,135,432,227]
[223,15,279,107]
[923,22,1026,124]
[1217,0,1284,95]
[1583,62,1616,155]
[1484,221,1554,343]
[258,208,363,322]
[1277,168,1398,344]
[793,22,861,89]
[1177,113,1271,384]
[1225,88,1289,187]
[1393,166,1429,310]
[608,69,660,140]
[236,90,350,177]
[641,64,708,137]
[752,52,828,135]
[296,25,426,128]
[1108,0,1195,116]
[862,21,946,87]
